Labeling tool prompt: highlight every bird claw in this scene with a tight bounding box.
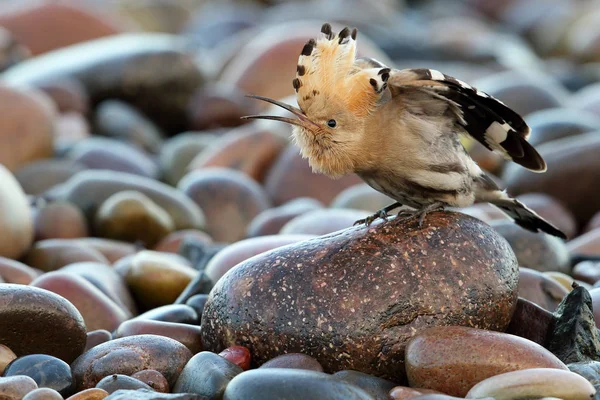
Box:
[394,203,445,228]
[354,209,390,227]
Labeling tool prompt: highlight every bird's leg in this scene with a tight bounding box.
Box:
[396,201,445,227]
[354,202,403,226]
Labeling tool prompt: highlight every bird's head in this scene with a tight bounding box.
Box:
[243,23,390,176]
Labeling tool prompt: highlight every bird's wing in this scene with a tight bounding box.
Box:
[386,68,546,172]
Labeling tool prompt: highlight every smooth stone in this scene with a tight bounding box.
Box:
[545,271,580,292]
[115,320,202,354]
[184,295,208,322]
[61,262,137,316]
[73,238,136,264]
[0,284,86,363]
[0,26,29,72]
[126,250,198,309]
[569,361,600,385]
[219,346,251,371]
[0,164,34,259]
[22,388,63,400]
[85,330,112,352]
[0,376,38,399]
[67,138,159,179]
[405,326,567,397]
[2,34,204,135]
[525,108,600,146]
[330,183,394,212]
[71,335,192,390]
[389,387,443,400]
[491,220,570,273]
[105,389,204,399]
[188,124,286,183]
[24,239,109,272]
[586,211,600,233]
[173,351,242,397]
[568,228,600,257]
[202,212,519,382]
[0,87,54,171]
[519,267,570,312]
[203,234,314,284]
[131,370,169,393]
[587,288,600,329]
[133,305,198,325]
[333,370,397,400]
[34,201,88,241]
[178,168,271,243]
[94,100,163,153]
[2,354,73,396]
[14,159,84,196]
[159,132,218,186]
[259,354,323,372]
[46,169,205,230]
[223,369,373,400]
[95,191,174,248]
[264,144,363,206]
[31,271,130,332]
[504,133,600,227]
[66,388,109,400]
[38,78,89,115]
[154,230,212,254]
[574,261,600,285]
[96,375,153,394]
[280,208,370,236]
[246,198,323,237]
[0,256,39,284]
[0,345,16,375]
[54,111,91,153]
[506,298,554,345]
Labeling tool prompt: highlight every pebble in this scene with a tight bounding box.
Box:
[0,376,38,400]
[104,389,204,399]
[405,326,567,396]
[159,132,218,186]
[38,78,89,115]
[0,164,34,259]
[66,388,109,400]
[491,220,570,273]
[259,353,323,372]
[280,208,371,236]
[154,229,212,254]
[96,375,153,394]
[186,83,256,130]
[330,183,394,212]
[0,87,54,171]
[173,351,243,398]
[222,368,373,400]
[333,370,397,400]
[184,295,208,321]
[202,212,519,382]
[131,370,169,393]
[24,239,109,272]
[0,256,39,284]
[573,261,600,285]
[264,144,363,206]
[568,228,600,257]
[389,387,443,400]
[516,193,578,240]
[246,198,323,237]
[95,191,175,248]
[73,238,137,264]
[0,345,16,375]
[126,250,198,309]
[506,298,554,345]
[2,354,74,396]
[34,201,89,241]
[519,267,570,311]
[203,234,314,284]
[115,320,203,354]
[178,168,271,242]
[22,388,63,400]
[219,346,251,371]
[188,124,286,183]
[133,305,199,325]
[85,330,112,352]
[31,271,130,332]
[0,284,86,363]
[71,335,192,391]
[524,108,600,146]
[14,159,84,196]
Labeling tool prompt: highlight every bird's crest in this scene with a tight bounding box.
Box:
[294,23,390,118]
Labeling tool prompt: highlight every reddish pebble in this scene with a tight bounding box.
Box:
[131,370,170,393]
[65,388,109,400]
[85,330,113,352]
[259,353,324,372]
[390,386,443,400]
[219,346,251,371]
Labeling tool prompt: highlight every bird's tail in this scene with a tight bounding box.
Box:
[488,194,566,239]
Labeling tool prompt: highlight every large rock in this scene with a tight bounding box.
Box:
[201,212,519,382]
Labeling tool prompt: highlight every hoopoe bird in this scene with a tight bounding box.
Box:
[243,23,566,239]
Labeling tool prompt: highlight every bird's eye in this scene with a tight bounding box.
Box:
[327,119,337,128]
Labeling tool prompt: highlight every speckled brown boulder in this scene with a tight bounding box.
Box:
[201,211,519,382]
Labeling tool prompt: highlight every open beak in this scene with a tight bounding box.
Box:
[241,95,320,132]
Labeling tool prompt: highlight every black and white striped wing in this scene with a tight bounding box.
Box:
[387,68,546,172]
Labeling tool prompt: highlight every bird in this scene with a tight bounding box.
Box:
[242,23,566,239]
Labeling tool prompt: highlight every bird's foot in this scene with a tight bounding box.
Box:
[354,209,390,227]
[395,202,445,227]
